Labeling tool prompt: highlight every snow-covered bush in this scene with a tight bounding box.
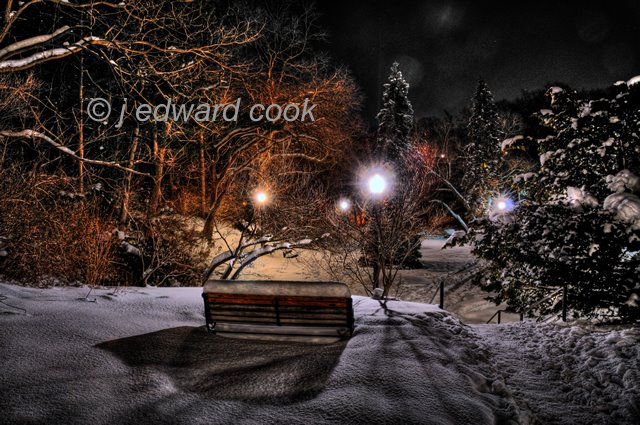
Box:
[472,80,640,323]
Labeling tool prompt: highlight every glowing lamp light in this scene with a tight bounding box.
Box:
[368,174,387,195]
[338,198,351,212]
[494,195,515,213]
[254,190,268,205]
[359,165,394,200]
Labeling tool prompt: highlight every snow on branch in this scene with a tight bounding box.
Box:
[604,192,640,231]
[204,231,323,282]
[606,169,640,194]
[0,130,149,176]
[0,36,104,72]
[229,238,316,279]
[500,135,523,151]
[0,26,71,60]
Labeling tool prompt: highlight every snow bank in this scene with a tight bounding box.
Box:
[476,322,640,424]
[0,283,520,424]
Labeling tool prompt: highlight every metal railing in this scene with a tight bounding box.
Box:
[428,261,484,309]
[486,287,566,324]
[486,309,523,324]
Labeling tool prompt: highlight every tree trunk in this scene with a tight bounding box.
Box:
[120,126,139,223]
[148,128,165,217]
[202,158,222,240]
[202,200,218,241]
[199,132,207,216]
[77,50,85,194]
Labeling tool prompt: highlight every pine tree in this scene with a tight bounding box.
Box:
[472,81,640,323]
[376,62,414,163]
[464,80,504,213]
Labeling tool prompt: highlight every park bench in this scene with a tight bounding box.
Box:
[202,280,354,343]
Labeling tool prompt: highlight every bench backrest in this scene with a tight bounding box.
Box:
[202,280,354,339]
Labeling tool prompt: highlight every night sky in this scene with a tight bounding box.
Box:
[316,0,640,120]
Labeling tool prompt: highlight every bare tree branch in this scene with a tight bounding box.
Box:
[0,130,149,176]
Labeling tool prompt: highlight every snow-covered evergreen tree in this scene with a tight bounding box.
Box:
[464,80,504,214]
[376,62,414,163]
[472,79,640,323]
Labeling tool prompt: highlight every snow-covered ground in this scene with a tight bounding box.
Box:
[475,323,640,425]
[1,282,638,424]
[0,282,521,424]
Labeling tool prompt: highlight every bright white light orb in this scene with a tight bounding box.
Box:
[493,195,515,213]
[368,174,387,195]
[338,199,351,212]
[254,191,268,204]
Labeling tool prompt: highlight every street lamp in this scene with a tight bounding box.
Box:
[254,190,268,205]
[357,165,395,290]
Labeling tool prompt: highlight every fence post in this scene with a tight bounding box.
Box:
[562,284,567,322]
[439,281,444,309]
[497,310,501,324]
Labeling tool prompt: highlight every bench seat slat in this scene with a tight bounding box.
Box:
[207,304,277,312]
[210,309,347,319]
[205,293,348,307]
[213,318,349,327]
[205,298,275,306]
[213,322,351,337]
[211,310,277,317]
[211,315,277,325]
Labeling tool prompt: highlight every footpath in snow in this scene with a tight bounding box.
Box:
[0,282,520,425]
[475,323,640,425]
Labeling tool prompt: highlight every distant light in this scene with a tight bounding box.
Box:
[368,174,387,194]
[338,198,351,212]
[254,190,268,205]
[493,195,515,213]
[440,153,446,159]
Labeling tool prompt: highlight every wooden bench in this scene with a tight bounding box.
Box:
[202,280,354,343]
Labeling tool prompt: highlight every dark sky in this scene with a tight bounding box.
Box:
[315,0,640,120]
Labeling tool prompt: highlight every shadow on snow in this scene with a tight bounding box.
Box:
[96,326,346,405]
